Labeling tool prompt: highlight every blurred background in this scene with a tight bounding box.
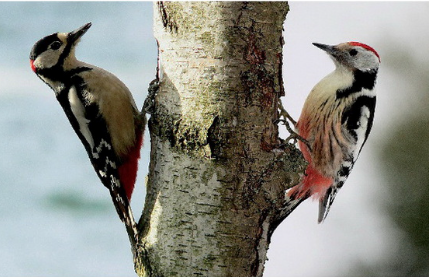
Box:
[0,2,428,276]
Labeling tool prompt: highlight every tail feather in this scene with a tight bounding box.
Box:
[318,186,339,223]
[90,135,140,246]
[107,175,139,243]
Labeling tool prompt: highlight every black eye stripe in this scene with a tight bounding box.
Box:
[29,33,60,59]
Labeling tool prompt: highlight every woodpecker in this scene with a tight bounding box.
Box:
[287,41,380,223]
[29,23,145,239]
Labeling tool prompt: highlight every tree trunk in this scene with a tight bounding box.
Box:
[134,2,305,276]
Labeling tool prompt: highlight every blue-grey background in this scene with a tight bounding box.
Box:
[1,2,155,276]
[1,2,428,276]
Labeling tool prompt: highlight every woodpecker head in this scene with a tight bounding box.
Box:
[313,42,380,73]
[30,22,92,74]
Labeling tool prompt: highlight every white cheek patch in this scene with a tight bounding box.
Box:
[34,49,61,69]
[355,52,380,72]
[68,86,95,150]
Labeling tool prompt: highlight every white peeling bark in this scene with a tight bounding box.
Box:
[133,2,305,276]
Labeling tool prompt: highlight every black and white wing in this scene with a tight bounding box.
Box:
[318,95,376,223]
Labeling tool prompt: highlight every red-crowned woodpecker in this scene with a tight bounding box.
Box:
[29,23,144,238]
[287,42,380,223]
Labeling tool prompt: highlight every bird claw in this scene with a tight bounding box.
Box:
[277,99,312,151]
[143,78,159,115]
[285,128,312,152]
[277,99,297,126]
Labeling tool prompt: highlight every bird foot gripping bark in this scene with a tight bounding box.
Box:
[143,78,159,115]
[276,99,311,151]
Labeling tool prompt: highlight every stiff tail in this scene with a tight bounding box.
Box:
[318,186,339,223]
[108,175,139,244]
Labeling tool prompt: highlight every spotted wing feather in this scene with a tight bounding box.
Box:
[57,79,137,237]
[318,95,376,222]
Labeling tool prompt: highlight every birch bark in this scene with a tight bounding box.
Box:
[134,2,305,276]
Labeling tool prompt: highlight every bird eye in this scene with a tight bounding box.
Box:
[349,49,358,56]
[50,41,62,50]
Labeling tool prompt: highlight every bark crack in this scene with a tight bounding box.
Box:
[158,1,178,33]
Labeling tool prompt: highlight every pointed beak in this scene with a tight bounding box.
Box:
[68,22,92,44]
[312,43,336,55]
